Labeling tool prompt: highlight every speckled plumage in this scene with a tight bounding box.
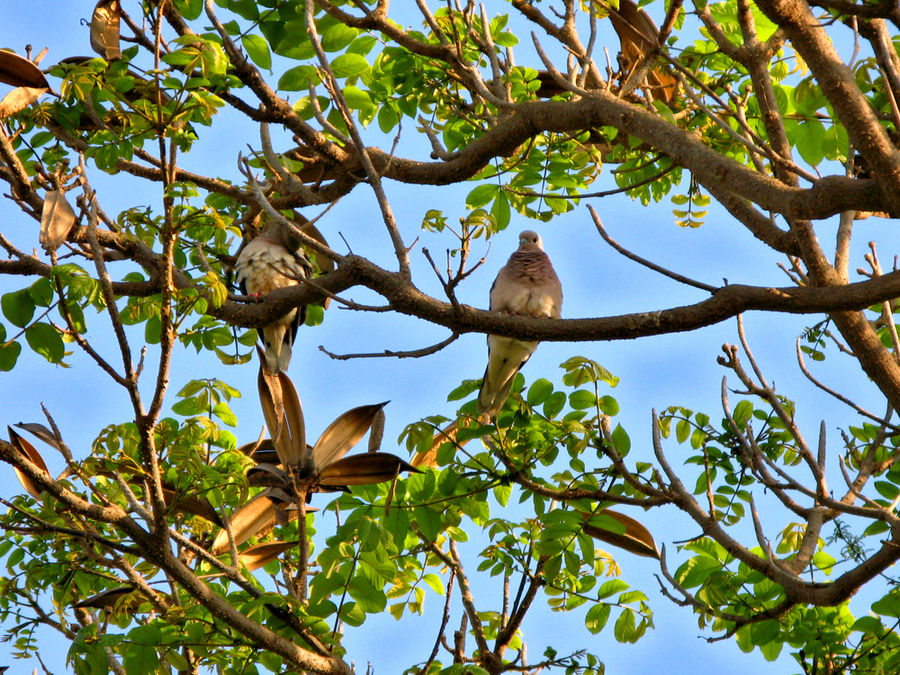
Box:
[235,223,312,374]
[477,230,562,417]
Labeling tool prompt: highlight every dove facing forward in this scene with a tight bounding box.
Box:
[235,221,313,374]
[477,230,562,417]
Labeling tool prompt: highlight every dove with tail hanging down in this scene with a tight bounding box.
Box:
[477,230,563,418]
[235,220,313,374]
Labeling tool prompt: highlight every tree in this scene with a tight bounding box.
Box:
[1,0,900,673]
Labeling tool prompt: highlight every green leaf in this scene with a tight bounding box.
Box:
[526,378,553,405]
[0,341,21,371]
[542,391,566,418]
[330,53,369,78]
[493,482,512,507]
[610,424,630,455]
[613,607,637,643]
[321,23,358,52]
[585,603,611,634]
[279,65,321,90]
[2,289,35,328]
[596,578,629,599]
[377,105,399,133]
[491,190,510,229]
[28,278,54,307]
[242,34,272,70]
[568,390,596,410]
[26,323,64,363]
[466,184,499,209]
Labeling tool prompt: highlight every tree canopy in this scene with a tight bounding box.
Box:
[2,0,900,673]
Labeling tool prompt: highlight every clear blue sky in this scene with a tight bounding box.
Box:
[0,2,895,673]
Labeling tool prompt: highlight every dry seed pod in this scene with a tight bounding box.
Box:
[211,493,279,554]
[7,426,50,499]
[39,190,77,251]
[582,509,659,559]
[311,402,388,470]
[237,541,298,572]
[0,85,47,118]
[319,452,419,487]
[0,49,50,89]
[90,0,122,60]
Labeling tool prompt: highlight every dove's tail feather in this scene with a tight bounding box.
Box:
[477,336,536,416]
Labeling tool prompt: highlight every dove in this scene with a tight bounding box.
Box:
[477,230,563,417]
[235,221,313,374]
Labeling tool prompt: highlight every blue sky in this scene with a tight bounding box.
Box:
[0,2,897,673]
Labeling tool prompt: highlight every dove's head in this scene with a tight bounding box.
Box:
[518,230,543,250]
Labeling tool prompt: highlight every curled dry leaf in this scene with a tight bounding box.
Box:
[7,426,50,499]
[311,402,389,471]
[0,49,50,89]
[0,86,48,118]
[318,452,420,487]
[90,0,122,61]
[40,190,77,251]
[582,509,659,559]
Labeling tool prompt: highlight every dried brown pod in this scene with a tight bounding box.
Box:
[90,0,122,61]
[257,364,307,467]
[0,85,48,118]
[582,509,659,559]
[311,402,389,471]
[39,190,77,251]
[162,488,222,526]
[0,49,50,89]
[319,452,419,487]
[7,426,50,499]
[237,541,298,572]
[211,493,281,555]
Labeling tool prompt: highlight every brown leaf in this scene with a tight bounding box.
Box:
[39,190,77,251]
[582,509,659,559]
[238,540,298,572]
[73,586,135,609]
[319,452,419,487]
[90,0,122,60]
[8,426,50,499]
[311,402,389,471]
[212,493,279,554]
[0,50,50,89]
[0,86,48,118]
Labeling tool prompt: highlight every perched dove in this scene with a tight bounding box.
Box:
[477,230,562,417]
[235,221,313,374]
